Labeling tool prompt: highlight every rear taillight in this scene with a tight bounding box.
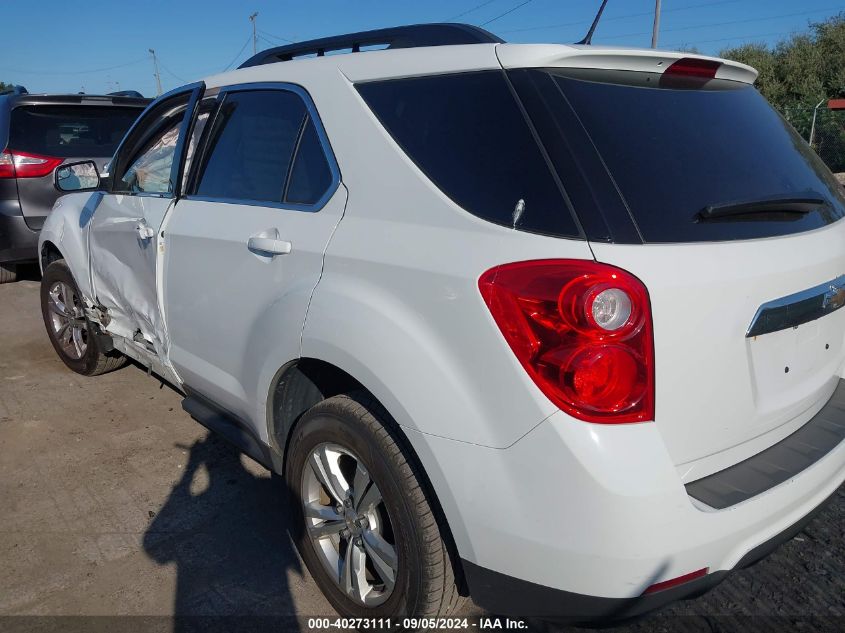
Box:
[479,260,654,424]
[0,149,63,179]
[663,57,721,79]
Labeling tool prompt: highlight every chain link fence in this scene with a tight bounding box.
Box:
[784,106,845,181]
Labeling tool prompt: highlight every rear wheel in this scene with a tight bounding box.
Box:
[0,263,17,284]
[40,259,126,376]
[286,392,464,619]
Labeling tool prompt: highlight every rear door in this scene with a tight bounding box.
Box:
[7,101,142,229]
[510,66,845,478]
[88,84,203,357]
[163,84,345,423]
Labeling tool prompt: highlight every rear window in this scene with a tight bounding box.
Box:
[9,105,141,158]
[514,68,845,243]
[357,71,581,238]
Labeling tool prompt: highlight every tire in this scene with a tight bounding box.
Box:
[40,259,127,376]
[0,262,17,284]
[286,391,464,620]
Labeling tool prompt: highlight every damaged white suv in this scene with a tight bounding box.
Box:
[38,23,845,623]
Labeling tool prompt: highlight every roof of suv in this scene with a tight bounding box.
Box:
[203,23,757,89]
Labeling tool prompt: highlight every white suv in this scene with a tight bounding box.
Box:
[37,24,845,623]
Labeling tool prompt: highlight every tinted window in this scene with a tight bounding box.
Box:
[118,121,180,194]
[518,68,845,243]
[357,72,580,238]
[114,92,190,195]
[194,90,305,203]
[9,106,141,158]
[285,117,333,205]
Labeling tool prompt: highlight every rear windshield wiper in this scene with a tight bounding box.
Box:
[695,195,829,222]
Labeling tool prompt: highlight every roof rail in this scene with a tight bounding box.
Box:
[239,23,504,69]
[107,90,145,98]
[0,85,29,96]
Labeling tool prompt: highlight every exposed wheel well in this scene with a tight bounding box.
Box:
[268,358,363,456]
[268,358,468,595]
[40,241,63,270]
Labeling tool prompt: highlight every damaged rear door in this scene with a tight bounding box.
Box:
[88,83,203,359]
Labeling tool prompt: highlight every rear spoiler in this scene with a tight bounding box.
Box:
[495,44,758,84]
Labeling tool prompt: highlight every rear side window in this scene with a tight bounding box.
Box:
[9,105,140,158]
[514,68,845,243]
[357,71,581,238]
[286,118,333,205]
[194,90,305,204]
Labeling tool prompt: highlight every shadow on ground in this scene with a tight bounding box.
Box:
[143,434,304,632]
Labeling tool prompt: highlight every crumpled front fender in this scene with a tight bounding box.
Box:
[38,191,103,301]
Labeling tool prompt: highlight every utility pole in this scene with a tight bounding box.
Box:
[651,0,662,49]
[809,98,827,148]
[149,48,163,96]
[249,12,259,54]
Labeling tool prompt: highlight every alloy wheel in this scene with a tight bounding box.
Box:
[301,442,399,607]
[47,281,88,360]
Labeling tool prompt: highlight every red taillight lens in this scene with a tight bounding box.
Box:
[0,149,63,179]
[664,57,721,79]
[479,259,654,423]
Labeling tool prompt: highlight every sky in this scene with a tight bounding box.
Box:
[1,0,842,96]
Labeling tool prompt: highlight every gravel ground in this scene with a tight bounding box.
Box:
[0,276,842,633]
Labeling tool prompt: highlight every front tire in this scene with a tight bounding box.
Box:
[40,259,126,376]
[286,392,464,619]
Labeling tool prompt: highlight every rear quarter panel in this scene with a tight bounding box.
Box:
[296,66,594,448]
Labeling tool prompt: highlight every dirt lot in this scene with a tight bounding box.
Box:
[1,277,843,632]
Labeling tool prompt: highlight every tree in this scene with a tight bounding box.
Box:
[0,81,13,93]
[720,13,845,171]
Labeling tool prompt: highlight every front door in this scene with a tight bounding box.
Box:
[163,85,345,426]
[88,84,203,358]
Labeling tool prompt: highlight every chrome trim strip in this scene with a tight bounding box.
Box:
[746,274,845,337]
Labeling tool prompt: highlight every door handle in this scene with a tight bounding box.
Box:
[247,235,292,256]
[136,220,155,240]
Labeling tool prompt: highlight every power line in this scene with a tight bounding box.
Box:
[588,6,842,43]
[222,35,253,72]
[663,29,797,49]
[259,29,296,44]
[257,34,280,49]
[480,0,535,27]
[446,0,500,22]
[499,0,741,35]
[159,62,189,84]
[0,57,147,76]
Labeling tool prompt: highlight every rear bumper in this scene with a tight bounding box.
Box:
[0,199,38,264]
[462,486,837,621]
[406,381,845,622]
